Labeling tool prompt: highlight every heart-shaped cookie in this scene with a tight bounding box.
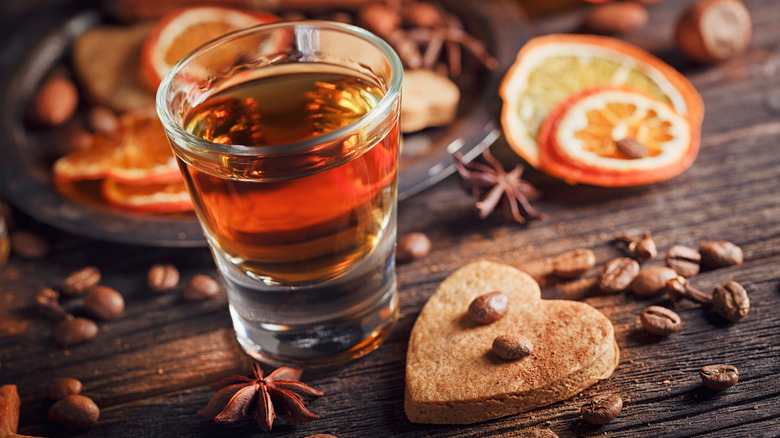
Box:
[405,261,619,424]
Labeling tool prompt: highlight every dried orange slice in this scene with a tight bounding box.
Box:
[537,87,699,186]
[500,34,703,167]
[102,178,193,213]
[52,107,181,185]
[141,6,280,88]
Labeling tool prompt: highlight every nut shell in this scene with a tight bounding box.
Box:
[675,0,752,63]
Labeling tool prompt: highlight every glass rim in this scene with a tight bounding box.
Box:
[155,20,404,157]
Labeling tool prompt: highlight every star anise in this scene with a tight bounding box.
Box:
[454,150,545,224]
[197,363,323,432]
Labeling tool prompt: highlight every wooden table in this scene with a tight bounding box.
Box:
[2,0,779,436]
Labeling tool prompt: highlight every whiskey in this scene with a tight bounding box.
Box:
[179,69,398,285]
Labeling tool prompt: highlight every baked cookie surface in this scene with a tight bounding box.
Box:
[405,260,619,424]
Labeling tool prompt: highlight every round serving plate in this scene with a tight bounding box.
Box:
[0,0,529,247]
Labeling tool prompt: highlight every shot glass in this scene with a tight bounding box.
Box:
[156,21,402,367]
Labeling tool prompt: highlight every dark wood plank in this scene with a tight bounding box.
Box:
[2,0,780,436]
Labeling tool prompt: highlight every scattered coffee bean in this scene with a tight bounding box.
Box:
[10,230,50,259]
[712,280,749,321]
[665,276,712,306]
[615,231,657,262]
[87,106,120,136]
[182,275,220,301]
[48,377,82,401]
[666,245,701,277]
[492,334,532,360]
[61,266,101,297]
[599,257,640,293]
[699,364,739,390]
[83,286,125,320]
[48,394,100,429]
[615,137,649,159]
[148,264,180,293]
[35,287,69,321]
[581,393,623,425]
[699,241,743,270]
[53,316,98,347]
[552,248,596,279]
[631,266,678,298]
[397,232,431,263]
[640,305,682,336]
[468,291,508,324]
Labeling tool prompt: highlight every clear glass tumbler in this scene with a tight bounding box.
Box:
[156,21,402,367]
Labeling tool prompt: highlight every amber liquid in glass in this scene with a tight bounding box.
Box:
[180,71,398,285]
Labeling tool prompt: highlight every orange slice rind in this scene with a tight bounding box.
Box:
[141,5,280,88]
[52,107,181,185]
[101,179,193,213]
[538,87,698,186]
[500,34,703,168]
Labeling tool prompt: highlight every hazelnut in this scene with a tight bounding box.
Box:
[675,0,751,63]
[358,2,401,37]
[29,75,79,127]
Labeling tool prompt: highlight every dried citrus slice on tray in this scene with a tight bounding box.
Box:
[52,107,181,184]
[141,6,280,88]
[500,34,703,168]
[537,87,698,186]
[102,179,193,213]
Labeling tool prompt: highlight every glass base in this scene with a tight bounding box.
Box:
[230,295,398,368]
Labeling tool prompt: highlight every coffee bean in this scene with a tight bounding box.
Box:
[10,230,50,259]
[712,280,749,321]
[48,394,100,429]
[581,393,623,425]
[148,264,180,293]
[666,245,701,277]
[552,248,596,279]
[615,137,649,159]
[53,317,98,347]
[699,241,743,270]
[182,275,220,301]
[397,232,431,263]
[599,257,639,293]
[48,377,82,401]
[468,291,508,324]
[492,334,532,360]
[61,266,101,297]
[699,364,739,390]
[640,305,682,336]
[83,286,125,320]
[631,266,678,298]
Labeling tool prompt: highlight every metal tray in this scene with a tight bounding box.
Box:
[0,1,529,246]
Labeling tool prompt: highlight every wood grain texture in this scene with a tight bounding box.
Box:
[2,0,780,436]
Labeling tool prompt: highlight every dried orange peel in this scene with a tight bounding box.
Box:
[52,107,181,185]
[140,5,280,89]
[500,34,703,178]
[101,179,193,213]
[537,87,698,186]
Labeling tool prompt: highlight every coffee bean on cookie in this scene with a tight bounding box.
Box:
[492,334,532,360]
[468,291,508,324]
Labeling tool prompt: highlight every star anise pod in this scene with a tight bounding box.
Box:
[197,363,323,432]
[454,150,545,224]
